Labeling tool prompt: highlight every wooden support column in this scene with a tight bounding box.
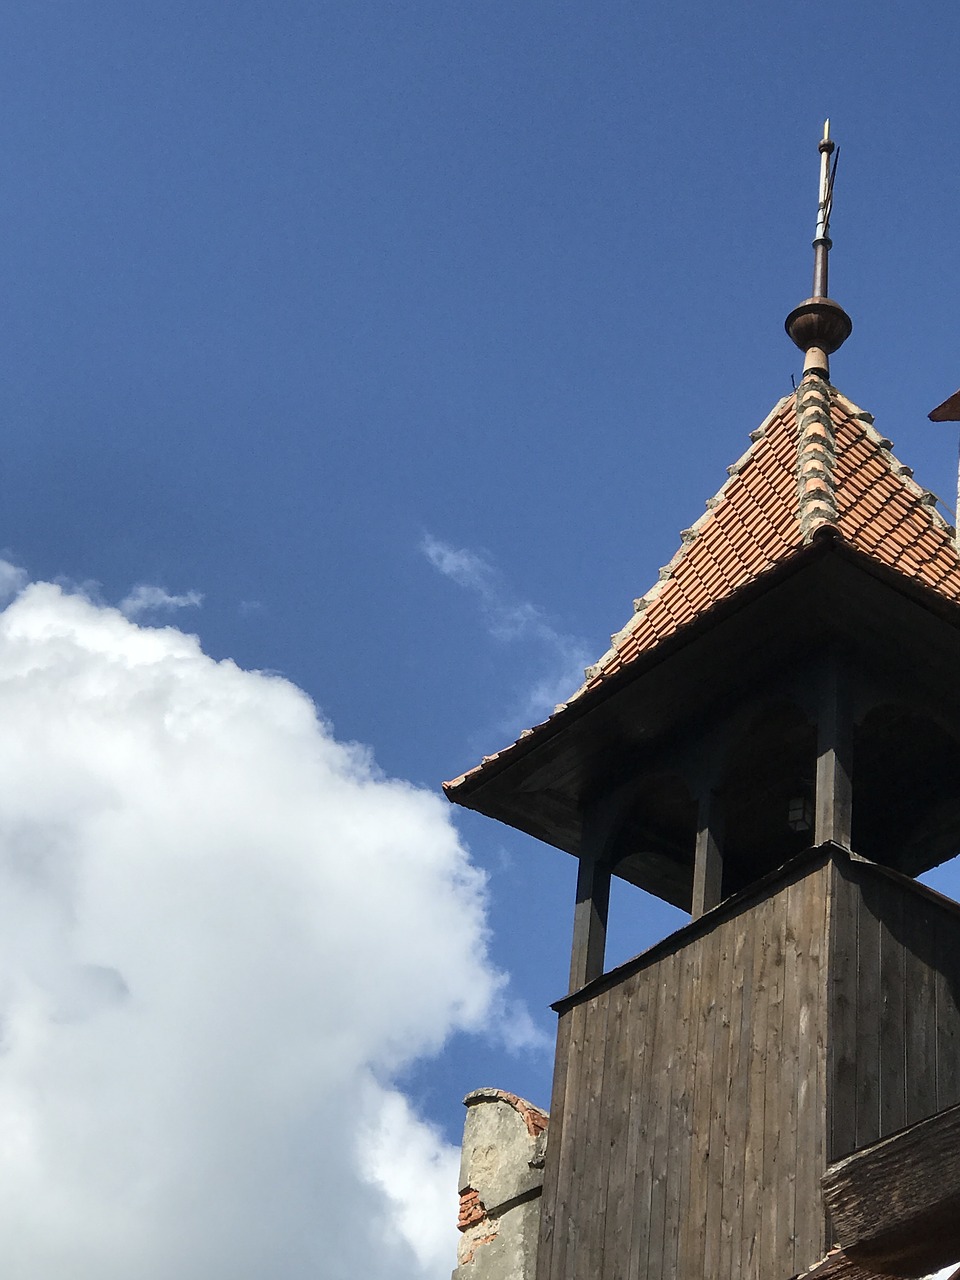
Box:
[815,656,853,847]
[691,790,723,919]
[568,855,610,993]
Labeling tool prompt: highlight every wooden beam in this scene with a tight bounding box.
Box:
[691,791,722,919]
[569,855,610,992]
[821,1100,960,1276]
[816,657,853,847]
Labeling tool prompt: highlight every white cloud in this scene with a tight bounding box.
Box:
[0,559,27,604]
[361,1086,462,1273]
[0,566,509,1280]
[421,533,591,727]
[420,537,497,600]
[118,584,204,617]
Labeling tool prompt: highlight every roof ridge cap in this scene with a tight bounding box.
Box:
[796,376,839,542]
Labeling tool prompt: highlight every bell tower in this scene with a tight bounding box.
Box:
[445,126,960,1280]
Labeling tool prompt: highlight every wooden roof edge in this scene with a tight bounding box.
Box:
[822,1101,960,1278]
[844,853,960,925]
[829,537,960,628]
[929,388,960,423]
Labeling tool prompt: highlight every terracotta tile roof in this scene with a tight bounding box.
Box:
[578,379,960,695]
[445,375,960,796]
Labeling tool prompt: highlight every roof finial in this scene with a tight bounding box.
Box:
[813,118,836,296]
[785,120,852,380]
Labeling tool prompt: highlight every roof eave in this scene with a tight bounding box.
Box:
[444,529,960,812]
[444,533,838,806]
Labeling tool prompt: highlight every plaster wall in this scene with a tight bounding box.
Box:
[453,1089,548,1280]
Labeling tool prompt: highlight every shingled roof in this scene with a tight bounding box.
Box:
[445,375,960,797]
[581,379,960,692]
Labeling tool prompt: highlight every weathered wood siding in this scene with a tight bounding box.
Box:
[828,858,960,1161]
[536,856,832,1280]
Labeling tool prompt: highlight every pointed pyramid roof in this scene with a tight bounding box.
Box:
[580,379,960,693]
[445,375,960,798]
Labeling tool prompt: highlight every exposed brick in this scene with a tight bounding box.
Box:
[458,1187,487,1232]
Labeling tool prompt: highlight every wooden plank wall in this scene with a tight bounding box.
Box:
[536,858,831,1280]
[828,859,960,1162]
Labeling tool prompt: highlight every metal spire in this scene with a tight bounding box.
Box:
[813,119,838,298]
[785,120,852,380]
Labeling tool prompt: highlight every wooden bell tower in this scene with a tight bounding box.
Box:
[445,125,960,1280]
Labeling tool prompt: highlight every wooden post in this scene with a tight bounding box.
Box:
[691,791,723,919]
[569,855,610,992]
[816,657,853,847]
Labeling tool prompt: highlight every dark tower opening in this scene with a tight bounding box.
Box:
[715,701,817,897]
[853,703,960,871]
[607,771,698,902]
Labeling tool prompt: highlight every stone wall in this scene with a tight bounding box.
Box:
[453,1089,548,1280]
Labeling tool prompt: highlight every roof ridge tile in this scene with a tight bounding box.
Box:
[796,375,840,541]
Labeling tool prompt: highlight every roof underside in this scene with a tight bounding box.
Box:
[446,379,960,799]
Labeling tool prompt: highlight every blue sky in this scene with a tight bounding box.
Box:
[3,4,960,1276]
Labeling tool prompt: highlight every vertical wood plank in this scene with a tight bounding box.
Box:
[904,893,938,1127]
[675,926,716,1274]
[670,925,704,1278]
[775,873,802,1275]
[548,999,587,1280]
[687,917,723,1280]
[854,868,881,1150]
[593,976,625,1275]
[719,908,753,1280]
[828,858,858,1161]
[627,958,660,1280]
[534,1011,570,1280]
[606,971,641,1278]
[936,907,960,1112]
[797,859,829,1266]
[759,891,787,1280]
[702,914,734,1280]
[643,946,680,1280]
[577,991,611,1277]
[878,875,906,1138]
[741,894,772,1280]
